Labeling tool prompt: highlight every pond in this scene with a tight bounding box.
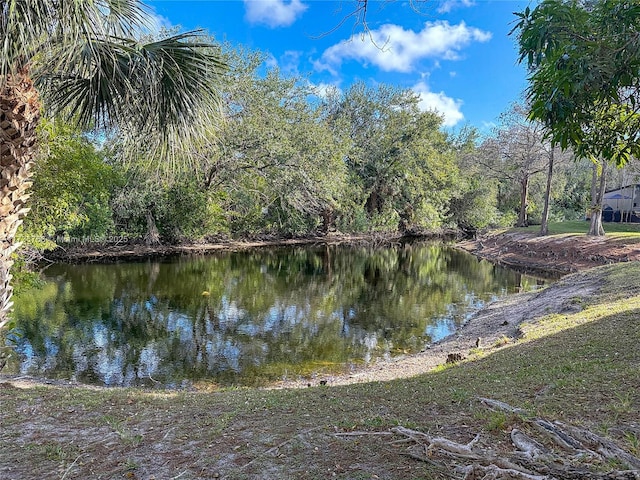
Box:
[5,243,545,388]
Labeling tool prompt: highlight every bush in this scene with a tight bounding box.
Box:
[19,120,119,249]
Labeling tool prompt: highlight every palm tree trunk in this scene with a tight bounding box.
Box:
[0,71,40,331]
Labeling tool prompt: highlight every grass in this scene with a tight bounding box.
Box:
[2,263,640,478]
[516,220,640,236]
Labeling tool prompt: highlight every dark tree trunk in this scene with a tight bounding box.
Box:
[144,210,161,246]
[0,71,40,334]
[398,203,414,233]
[539,147,554,236]
[516,176,530,227]
[319,207,335,234]
[365,189,382,215]
[590,162,598,213]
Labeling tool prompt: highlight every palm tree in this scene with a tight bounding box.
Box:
[0,0,225,332]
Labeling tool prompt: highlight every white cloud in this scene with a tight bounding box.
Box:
[142,6,175,35]
[280,50,303,74]
[316,21,491,73]
[244,0,308,28]
[413,81,464,127]
[265,53,279,70]
[264,50,305,76]
[308,81,342,99]
[150,13,173,32]
[438,0,475,14]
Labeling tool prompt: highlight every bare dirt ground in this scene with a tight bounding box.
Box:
[457,229,640,275]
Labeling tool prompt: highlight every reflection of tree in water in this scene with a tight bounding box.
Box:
[8,244,543,387]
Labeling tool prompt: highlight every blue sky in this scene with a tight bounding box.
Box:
[147,0,532,133]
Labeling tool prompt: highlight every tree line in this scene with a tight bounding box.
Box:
[17,42,601,257]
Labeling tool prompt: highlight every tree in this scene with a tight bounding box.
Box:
[331,0,431,35]
[325,82,457,232]
[20,120,120,251]
[588,159,608,236]
[551,158,593,220]
[539,146,555,236]
[446,170,501,235]
[488,104,550,228]
[512,0,640,235]
[526,127,576,235]
[0,1,225,331]
[111,172,226,244]
[447,127,504,235]
[196,45,349,237]
[468,104,550,228]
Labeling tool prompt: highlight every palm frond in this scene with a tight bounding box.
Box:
[1,0,149,79]
[1,0,51,75]
[2,1,226,162]
[38,29,226,159]
[133,32,226,132]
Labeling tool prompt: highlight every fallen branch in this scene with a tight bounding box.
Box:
[333,431,394,437]
[392,426,535,475]
[392,426,483,460]
[391,425,434,444]
[530,419,584,452]
[429,433,482,459]
[510,429,548,460]
[556,421,640,471]
[388,398,640,480]
[479,397,528,416]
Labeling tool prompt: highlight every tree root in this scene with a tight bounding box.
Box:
[389,398,640,480]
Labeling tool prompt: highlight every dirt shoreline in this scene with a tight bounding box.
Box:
[457,229,640,274]
[3,230,637,391]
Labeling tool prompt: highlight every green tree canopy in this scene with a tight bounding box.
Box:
[20,120,120,250]
[512,0,640,166]
[325,82,457,232]
[184,45,350,237]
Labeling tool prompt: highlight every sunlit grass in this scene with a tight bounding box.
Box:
[519,295,640,341]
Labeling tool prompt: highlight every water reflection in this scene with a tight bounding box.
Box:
[6,243,544,387]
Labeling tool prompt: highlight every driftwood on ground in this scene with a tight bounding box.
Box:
[344,398,640,480]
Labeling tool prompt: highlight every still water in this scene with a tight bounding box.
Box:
[6,243,544,387]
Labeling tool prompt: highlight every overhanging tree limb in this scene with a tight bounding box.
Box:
[512,0,640,167]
